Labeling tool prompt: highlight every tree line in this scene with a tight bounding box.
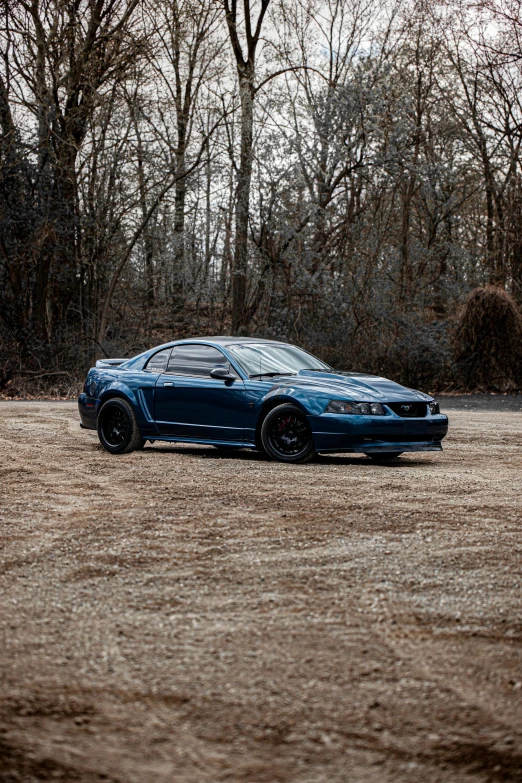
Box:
[1,0,522,393]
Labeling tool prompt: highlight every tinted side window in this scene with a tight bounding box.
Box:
[167,345,233,377]
[144,349,172,373]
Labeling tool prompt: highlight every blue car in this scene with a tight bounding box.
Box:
[78,337,448,463]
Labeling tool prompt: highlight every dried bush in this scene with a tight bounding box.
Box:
[453,286,522,390]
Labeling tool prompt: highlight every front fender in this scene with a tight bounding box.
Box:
[244,381,329,444]
[264,385,329,416]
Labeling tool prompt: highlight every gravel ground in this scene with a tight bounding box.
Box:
[0,401,521,783]
[436,395,522,413]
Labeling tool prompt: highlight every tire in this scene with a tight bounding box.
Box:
[97,398,143,455]
[260,404,316,464]
[365,452,403,461]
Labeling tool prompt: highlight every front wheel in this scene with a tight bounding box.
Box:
[260,404,316,464]
[97,398,143,455]
[365,451,403,462]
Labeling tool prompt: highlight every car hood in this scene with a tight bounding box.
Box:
[274,370,432,403]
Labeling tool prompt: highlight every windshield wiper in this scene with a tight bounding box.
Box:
[249,372,296,378]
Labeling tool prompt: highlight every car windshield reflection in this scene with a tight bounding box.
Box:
[228,343,330,378]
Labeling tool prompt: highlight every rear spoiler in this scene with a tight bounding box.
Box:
[95,358,127,369]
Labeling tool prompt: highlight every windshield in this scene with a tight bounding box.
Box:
[227,343,331,377]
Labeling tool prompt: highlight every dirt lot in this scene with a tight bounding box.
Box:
[0,402,521,783]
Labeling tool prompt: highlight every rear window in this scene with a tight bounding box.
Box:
[144,349,171,373]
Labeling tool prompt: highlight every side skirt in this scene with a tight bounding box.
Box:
[145,435,257,449]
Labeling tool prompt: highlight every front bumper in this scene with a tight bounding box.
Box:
[78,393,98,430]
[309,412,448,453]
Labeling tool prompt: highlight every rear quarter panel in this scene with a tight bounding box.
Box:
[88,369,159,436]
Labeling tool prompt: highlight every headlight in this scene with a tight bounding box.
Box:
[429,401,440,414]
[325,400,385,415]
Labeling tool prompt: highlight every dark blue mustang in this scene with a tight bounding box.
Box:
[78,337,448,463]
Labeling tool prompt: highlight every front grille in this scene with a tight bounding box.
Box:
[387,402,427,418]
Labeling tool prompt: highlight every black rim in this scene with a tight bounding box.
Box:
[102,407,129,446]
[268,412,310,456]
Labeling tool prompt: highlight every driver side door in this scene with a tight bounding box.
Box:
[154,344,246,442]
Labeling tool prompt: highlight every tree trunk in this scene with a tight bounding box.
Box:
[232,70,255,332]
[204,140,212,282]
[172,146,186,306]
[135,118,155,307]
[223,0,270,332]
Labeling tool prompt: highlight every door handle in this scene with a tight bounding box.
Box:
[162,382,174,387]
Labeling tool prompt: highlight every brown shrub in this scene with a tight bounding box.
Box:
[453,286,522,390]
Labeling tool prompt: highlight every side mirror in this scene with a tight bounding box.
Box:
[210,366,235,381]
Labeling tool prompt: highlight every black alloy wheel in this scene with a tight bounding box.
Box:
[261,403,316,464]
[97,398,143,454]
[104,407,128,446]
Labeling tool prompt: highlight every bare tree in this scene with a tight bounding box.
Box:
[0,0,143,342]
[149,0,225,304]
[222,0,270,331]
[2,0,522,394]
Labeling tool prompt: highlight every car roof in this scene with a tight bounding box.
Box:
[174,336,288,346]
[122,336,292,369]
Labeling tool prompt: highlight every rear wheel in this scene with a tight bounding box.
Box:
[260,404,316,464]
[365,451,403,461]
[97,398,143,455]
